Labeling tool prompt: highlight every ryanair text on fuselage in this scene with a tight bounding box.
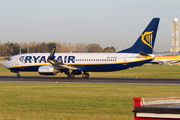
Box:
[19,56,75,63]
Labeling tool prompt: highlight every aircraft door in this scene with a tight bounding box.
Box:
[15,58,19,65]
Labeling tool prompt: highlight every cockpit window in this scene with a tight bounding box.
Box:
[8,58,12,61]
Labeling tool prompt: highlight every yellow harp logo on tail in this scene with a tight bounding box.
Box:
[141,31,153,49]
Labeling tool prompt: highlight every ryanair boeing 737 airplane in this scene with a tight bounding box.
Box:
[3,18,160,78]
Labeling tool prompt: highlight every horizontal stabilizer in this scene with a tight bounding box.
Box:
[138,52,152,58]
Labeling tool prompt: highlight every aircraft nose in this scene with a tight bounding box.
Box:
[2,61,7,68]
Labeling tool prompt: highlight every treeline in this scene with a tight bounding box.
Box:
[0,42,116,56]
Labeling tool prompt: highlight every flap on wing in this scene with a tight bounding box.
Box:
[48,59,78,70]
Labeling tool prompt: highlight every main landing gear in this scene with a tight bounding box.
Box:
[67,73,75,78]
[82,73,89,78]
[67,72,89,78]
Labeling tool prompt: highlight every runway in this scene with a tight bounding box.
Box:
[0,76,180,85]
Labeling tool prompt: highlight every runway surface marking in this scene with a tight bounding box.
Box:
[0,76,180,85]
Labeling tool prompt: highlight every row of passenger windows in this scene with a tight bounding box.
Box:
[75,59,117,62]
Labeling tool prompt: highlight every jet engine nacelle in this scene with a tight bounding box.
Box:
[38,65,59,75]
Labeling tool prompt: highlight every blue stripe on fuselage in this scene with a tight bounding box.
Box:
[8,59,152,73]
[72,58,152,72]
[10,65,40,72]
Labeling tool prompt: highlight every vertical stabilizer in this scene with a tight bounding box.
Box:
[117,18,160,54]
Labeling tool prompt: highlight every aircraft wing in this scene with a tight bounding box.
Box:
[48,59,78,70]
[47,46,79,70]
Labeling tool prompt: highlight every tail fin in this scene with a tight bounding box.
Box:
[48,46,56,60]
[117,18,160,54]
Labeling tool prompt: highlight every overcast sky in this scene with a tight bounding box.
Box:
[1,0,180,52]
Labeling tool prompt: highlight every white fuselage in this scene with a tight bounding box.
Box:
[3,53,154,72]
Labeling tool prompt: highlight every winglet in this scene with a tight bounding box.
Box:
[48,46,56,60]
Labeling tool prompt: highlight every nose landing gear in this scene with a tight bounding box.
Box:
[16,73,20,77]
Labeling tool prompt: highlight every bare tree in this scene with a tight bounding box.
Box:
[86,43,103,53]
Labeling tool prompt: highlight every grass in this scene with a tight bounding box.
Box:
[1,65,180,119]
[0,83,180,120]
[0,60,6,65]
[1,64,180,78]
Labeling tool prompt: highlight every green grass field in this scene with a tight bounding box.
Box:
[1,65,180,119]
[0,83,180,120]
[0,60,5,65]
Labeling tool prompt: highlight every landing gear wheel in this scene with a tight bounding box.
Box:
[82,73,89,78]
[67,73,75,78]
[16,73,20,78]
